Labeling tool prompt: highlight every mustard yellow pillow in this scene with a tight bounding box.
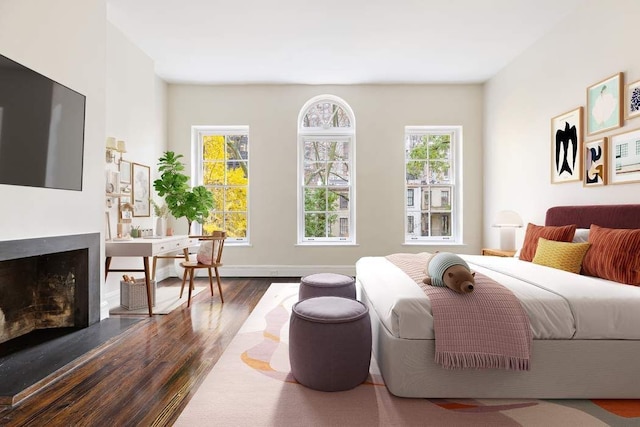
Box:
[532,238,591,274]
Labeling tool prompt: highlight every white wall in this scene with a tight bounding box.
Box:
[104,23,168,308]
[168,84,484,274]
[0,1,107,308]
[484,0,640,250]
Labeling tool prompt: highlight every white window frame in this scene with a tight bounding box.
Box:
[403,126,463,245]
[191,125,250,245]
[297,95,356,245]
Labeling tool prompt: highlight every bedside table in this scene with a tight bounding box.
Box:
[481,248,516,257]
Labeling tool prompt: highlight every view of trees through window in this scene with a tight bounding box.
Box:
[303,139,350,238]
[201,133,248,240]
[405,130,454,241]
[299,96,355,243]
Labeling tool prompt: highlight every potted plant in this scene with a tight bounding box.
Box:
[153,151,215,234]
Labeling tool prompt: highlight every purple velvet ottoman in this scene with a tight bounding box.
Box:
[299,273,356,300]
[289,296,372,392]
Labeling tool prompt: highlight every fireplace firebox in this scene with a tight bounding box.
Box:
[0,234,100,343]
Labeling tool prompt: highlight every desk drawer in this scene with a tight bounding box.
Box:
[152,237,196,255]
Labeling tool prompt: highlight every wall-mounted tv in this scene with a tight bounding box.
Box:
[0,53,86,191]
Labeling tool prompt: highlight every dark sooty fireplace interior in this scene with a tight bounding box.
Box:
[0,234,100,349]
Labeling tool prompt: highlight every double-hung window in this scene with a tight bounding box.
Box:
[192,126,249,244]
[404,126,462,244]
[297,95,355,244]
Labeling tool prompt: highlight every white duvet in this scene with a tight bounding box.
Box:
[355,254,640,340]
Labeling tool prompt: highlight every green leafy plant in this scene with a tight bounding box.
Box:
[153,151,215,231]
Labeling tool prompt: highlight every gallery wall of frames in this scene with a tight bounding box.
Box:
[550,72,640,187]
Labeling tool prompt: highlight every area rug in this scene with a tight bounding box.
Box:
[175,283,640,426]
[109,283,207,315]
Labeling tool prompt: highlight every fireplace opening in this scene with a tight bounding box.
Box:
[0,249,88,346]
[0,233,104,405]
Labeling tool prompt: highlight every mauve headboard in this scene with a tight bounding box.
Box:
[545,204,640,229]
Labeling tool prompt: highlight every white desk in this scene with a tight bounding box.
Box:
[105,235,196,316]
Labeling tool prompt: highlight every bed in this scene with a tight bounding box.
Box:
[356,204,640,398]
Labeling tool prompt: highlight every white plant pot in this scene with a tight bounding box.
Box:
[156,217,167,237]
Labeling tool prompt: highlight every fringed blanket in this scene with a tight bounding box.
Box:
[386,253,532,371]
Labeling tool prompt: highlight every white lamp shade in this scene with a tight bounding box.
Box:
[493,210,523,228]
[493,210,523,251]
[106,136,117,149]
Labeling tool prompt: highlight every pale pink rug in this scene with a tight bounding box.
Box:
[175,283,625,426]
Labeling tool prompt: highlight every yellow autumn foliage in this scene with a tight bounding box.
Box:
[202,135,248,238]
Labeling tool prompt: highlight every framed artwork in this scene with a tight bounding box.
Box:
[551,107,582,184]
[625,79,640,120]
[587,72,623,135]
[119,160,132,185]
[583,138,607,187]
[609,128,640,185]
[132,163,151,217]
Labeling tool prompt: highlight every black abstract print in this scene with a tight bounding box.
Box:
[555,121,578,178]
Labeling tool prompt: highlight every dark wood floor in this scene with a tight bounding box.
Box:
[0,277,295,426]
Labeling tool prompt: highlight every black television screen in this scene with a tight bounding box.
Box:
[0,53,86,191]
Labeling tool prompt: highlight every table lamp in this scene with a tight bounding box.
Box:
[493,210,523,251]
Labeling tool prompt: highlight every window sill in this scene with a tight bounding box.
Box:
[295,242,360,247]
[402,242,466,246]
[225,242,252,247]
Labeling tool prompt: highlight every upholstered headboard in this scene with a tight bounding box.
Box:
[545,204,640,229]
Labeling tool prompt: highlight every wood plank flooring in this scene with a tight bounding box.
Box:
[0,277,294,426]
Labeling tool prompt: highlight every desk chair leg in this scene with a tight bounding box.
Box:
[187,268,195,307]
[214,266,224,303]
[180,268,189,298]
[207,267,214,296]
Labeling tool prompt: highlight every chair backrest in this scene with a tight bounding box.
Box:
[193,231,226,265]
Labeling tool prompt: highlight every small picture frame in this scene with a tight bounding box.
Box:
[132,163,151,217]
[609,128,640,185]
[583,138,607,187]
[587,72,623,135]
[625,79,640,120]
[120,160,132,185]
[551,107,582,184]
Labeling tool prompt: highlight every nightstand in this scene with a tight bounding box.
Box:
[481,248,516,257]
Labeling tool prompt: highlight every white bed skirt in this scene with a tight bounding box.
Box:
[362,288,640,399]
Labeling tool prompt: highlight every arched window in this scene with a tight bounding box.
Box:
[297,95,355,244]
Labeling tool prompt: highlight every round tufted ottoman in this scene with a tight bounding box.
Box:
[299,273,356,300]
[289,296,372,392]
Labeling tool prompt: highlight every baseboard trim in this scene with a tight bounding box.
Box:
[170,264,356,278]
[219,265,356,277]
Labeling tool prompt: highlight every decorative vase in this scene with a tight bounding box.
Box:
[156,217,167,237]
[166,227,174,236]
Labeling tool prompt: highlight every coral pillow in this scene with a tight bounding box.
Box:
[582,224,640,285]
[532,238,590,274]
[519,223,577,262]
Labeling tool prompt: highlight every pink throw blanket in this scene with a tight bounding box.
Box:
[386,253,532,370]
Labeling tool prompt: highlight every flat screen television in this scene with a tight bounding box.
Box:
[0,53,86,191]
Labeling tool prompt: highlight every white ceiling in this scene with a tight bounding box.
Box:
[106,0,586,85]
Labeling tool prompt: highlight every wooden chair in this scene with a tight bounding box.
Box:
[180,231,226,307]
